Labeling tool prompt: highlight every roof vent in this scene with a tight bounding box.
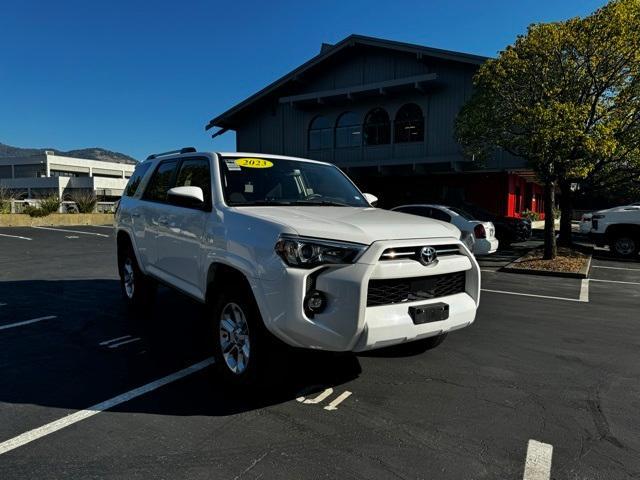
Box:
[320,43,334,54]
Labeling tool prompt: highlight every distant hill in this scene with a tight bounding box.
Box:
[0,142,138,164]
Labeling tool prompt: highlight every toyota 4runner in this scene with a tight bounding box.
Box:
[115,150,480,384]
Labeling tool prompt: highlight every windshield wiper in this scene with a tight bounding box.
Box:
[231,200,292,206]
[291,200,350,207]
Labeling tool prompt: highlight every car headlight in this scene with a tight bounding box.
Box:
[275,236,366,268]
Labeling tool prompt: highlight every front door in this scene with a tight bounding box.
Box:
[154,157,212,298]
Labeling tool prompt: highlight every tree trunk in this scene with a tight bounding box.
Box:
[543,181,557,260]
[558,180,573,247]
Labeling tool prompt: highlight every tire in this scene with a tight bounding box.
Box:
[610,234,639,258]
[118,243,156,310]
[209,287,268,388]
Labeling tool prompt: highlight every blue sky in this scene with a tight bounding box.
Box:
[0,0,605,160]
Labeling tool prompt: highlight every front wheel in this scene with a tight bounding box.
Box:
[610,234,639,258]
[210,289,267,387]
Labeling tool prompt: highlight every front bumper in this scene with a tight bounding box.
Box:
[253,238,480,352]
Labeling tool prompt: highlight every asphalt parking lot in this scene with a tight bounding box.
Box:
[1,226,639,479]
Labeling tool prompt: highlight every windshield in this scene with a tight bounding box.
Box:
[448,206,475,220]
[218,156,369,207]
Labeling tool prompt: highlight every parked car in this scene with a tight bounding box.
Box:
[391,204,499,255]
[115,150,481,386]
[590,203,640,257]
[452,203,532,245]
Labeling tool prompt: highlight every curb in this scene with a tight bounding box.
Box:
[500,247,592,279]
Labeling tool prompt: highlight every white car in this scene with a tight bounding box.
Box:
[579,213,593,234]
[392,204,499,255]
[115,150,480,385]
[590,203,640,257]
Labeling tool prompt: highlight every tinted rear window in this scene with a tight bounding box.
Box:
[123,162,151,197]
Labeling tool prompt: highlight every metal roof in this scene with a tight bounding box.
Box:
[206,34,489,132]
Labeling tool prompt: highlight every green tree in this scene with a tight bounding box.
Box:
[456,0,640,258]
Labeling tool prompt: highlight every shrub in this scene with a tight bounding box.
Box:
[521,209,540,221]
[0,186,11,213]
[23,195,60,217]
[69,190,97,213]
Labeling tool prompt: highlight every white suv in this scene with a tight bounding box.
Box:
[115,150,480,384]
[590,203,640,258]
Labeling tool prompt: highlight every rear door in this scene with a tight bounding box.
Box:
[154,157,212,299]
[139,158,180,272]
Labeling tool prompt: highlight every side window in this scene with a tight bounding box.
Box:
[123,162,151,197]
[431,208,452,222]
[175,158,212,208]
[142,160,178,203]
[397,206,430,217]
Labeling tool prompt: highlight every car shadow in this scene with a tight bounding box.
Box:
[0,279,361,418]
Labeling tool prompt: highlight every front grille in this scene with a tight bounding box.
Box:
[379,244,461,262]
[367,271,466,307]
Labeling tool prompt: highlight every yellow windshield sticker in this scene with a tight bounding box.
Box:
[235,158,273,169]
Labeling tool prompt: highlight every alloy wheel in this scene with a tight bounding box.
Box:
[219,302,251,375]
[123,257,135,299]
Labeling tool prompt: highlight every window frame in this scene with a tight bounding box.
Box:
[308,115,333,151]
[334,111,362,149]
[142,156,214,210]
[123,162,152,197]
[394,103,425,143]
[173,156,213,211]
[363,107,391,146]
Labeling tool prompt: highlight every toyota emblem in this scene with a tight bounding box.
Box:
[419,246,437,265]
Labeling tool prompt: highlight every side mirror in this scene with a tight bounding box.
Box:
[167,186,204,208]
[363,193,378,207]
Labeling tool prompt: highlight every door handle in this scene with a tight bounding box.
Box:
[158,217,169,226]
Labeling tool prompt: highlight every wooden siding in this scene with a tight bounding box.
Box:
[234,46,528,172]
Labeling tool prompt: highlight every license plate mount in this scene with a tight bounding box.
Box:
[408,303,449,325]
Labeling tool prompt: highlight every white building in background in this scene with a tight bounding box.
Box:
[0,151,136,200]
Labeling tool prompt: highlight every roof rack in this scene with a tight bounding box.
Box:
[146,147,196,160]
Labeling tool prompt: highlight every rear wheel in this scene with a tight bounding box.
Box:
[610,234,639,258]
[118,244,156,309]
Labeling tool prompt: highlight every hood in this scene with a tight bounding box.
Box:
[235,206,460,244]
[594,204,640,215]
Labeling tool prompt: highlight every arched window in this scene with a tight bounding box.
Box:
[363,108,391,146]
[308,115,332,150]
[394,103,424,143]
[335,112,361,148]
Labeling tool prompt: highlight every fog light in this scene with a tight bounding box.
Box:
[305,290,326,314]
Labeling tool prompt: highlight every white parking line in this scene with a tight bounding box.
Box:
[108,337,141,349]
[32,226,109,238]
[0,357,215,456]
[301,388,334,404]
[0,315,57,331]
[99,335,133,346]
[481,289,586,303]
[523,439,553,480]
[579,279,589,302]
[590,278,640,285]
[0,233,32,241]
[324,391,352,411]
[592,265,640,271]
